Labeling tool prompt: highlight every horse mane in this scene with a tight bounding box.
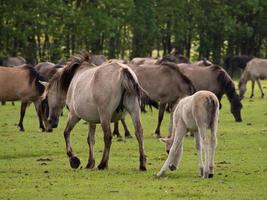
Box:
[22,64,46,95]
[212,65,239,101]
[161,62,196,94]
[58,52,92,92]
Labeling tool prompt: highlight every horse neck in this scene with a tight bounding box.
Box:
[239,70,249,87]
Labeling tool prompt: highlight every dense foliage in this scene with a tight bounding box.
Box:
[0,0,266,64]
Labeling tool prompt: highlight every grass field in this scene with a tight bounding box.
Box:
[0,81,267,200]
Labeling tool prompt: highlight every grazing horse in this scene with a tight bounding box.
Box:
[157,91,219,178]
[0,56,26,67]
[238,58,267,99]
[131,62,195,138]
[178,64,243,122]
[224,55,254,77]
[43,54,147,170]
[0,64,46,131]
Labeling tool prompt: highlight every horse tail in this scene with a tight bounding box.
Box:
[118,63,158,112]
[206,95,219,129]
[23,64,46,95]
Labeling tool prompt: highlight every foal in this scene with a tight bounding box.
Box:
[157,91,219,178]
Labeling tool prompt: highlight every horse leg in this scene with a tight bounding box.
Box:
[256,79,264,98]
[128,105,147,171]
[1,101,6,105]
[209,126,218,178]
[121,118,132,138]
[154,103,166,138]
[112,121,122,138]
[194,131,204,177]
[63,112,81,169]
[157,121,186,177]
[250,80,255,98]
[167,110,174,138]
[18,101,28,132]
[33,100,46,132]
[86,123,96,169]
[198,125,210,178]
[98,116,112,170]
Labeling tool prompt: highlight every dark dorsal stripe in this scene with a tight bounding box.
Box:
[161,62,196,94]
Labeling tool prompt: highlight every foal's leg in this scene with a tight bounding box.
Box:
[98,114,112,170]
[194,131,204,177]
[63,112,81,169]
[250,80,255,98]
[18,101,28,132]
[157,120,187,177]
[198,125,210,178]
[154,103,166,138]
[209,121,218,178]
[256,79,264,98]
[86,123,96,169]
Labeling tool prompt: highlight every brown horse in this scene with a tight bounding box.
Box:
[0,56,26,67]
[130,57,158,65]
[116,62,195,138]
[35,62,64,81]
[178,64,243,122]
[0,64,47,131]
[42,53,147,170]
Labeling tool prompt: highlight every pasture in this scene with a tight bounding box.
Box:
[0,81,267,199]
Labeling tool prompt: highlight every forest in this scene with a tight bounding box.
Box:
[0,0,267,65]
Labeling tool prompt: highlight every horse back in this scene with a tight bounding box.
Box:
[0,66,40,101]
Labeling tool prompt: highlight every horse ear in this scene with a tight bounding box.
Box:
[159,138,172,144]
[39,81,49,87]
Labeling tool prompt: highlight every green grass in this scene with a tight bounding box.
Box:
[1,81,267,200]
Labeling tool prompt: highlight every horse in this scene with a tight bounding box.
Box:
[42,53,147,170]
[0,56,27,105]
[130,57,158,65]
[0,56,26,67]
[0,64,47,131]
[157,91,219,178]
[35,62,64,81]
[238,58,267,99]
[192,58,213,66]
[125,62,195,138]
[156,52,189,64]
[91,54,107,66]
[224,55,254,77]
[178,64,243,122]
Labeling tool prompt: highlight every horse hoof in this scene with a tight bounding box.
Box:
[153,134,161,138]
[208,173,214,178]
[169,164,176,171]
[125,134,133,139]
[97,163,107,170]
[139,166,147,171]
[69,156,81,169]
[85,160,95,169]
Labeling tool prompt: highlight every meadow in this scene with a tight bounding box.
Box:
[0,81,267,200]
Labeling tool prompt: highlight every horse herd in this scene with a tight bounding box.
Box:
[0,53,266,179]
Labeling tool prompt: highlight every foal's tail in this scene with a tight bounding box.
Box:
[206,95,219,130]
[118,63,158,111]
